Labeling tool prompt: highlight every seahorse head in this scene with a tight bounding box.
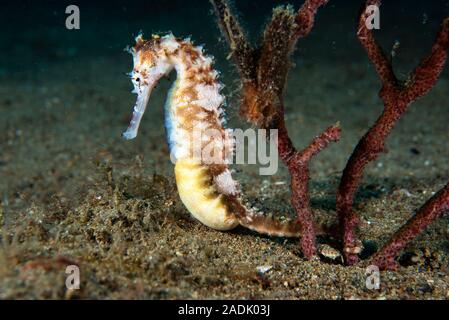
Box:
[122,33,178,140]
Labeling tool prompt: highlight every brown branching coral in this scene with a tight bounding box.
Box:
[212,0,329,128]
[337,0,449,266]
[211,0,339,259]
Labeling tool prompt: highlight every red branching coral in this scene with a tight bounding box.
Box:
[295,0,330,39]
[370,183,449,270]
[212,0,448,267]
[283,124,341,259]
[211,0,338,259]
[337,0,449,266]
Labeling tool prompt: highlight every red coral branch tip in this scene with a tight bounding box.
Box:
[369,183,449,270]
[295,0,329,39]
[297,123,341,164]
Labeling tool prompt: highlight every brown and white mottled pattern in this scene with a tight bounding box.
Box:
[123,33,302,236]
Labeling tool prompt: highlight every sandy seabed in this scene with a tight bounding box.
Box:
[0,0,448,299]
[0,53,448,299]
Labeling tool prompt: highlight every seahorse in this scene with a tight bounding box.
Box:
[123,33,301,237]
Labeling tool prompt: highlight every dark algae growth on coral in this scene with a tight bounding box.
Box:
[0,0,448,299]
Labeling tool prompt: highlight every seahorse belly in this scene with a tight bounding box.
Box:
[174,158,239,230]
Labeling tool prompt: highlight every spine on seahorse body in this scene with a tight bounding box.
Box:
[123,33,301,237]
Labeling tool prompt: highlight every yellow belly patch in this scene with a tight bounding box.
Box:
[174,158,239,231]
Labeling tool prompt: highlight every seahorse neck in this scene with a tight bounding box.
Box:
[161,39,226,163]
